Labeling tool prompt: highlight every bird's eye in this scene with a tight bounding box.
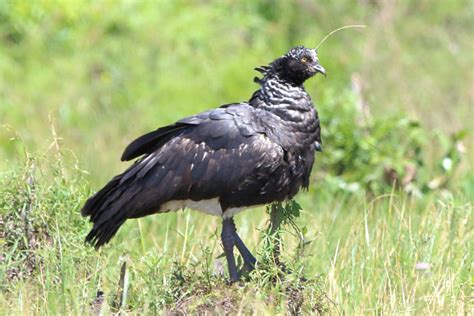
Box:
[301,57,307,63]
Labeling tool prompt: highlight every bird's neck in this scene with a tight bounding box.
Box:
[249,74,312,112]
[248,73,320,150]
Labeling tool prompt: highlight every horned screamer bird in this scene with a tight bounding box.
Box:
[81,46,326,282]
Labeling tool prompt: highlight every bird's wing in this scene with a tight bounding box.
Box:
[124,104,283,208]
[82,104,285,242]
[120,103,263,161]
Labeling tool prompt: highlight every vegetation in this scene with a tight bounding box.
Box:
[1,1,472,314]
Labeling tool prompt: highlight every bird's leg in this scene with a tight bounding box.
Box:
[233,230,256,271]
[221,218,239,282]
[224,218,256,271]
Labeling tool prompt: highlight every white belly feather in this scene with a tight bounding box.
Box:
[159,198,248,219]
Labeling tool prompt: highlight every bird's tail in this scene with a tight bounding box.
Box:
[81,163,149,248]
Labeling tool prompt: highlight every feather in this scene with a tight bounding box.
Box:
[121,124,188,161]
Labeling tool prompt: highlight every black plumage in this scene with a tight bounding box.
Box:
[81,46,326,281]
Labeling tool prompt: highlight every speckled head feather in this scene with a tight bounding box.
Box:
[273,46,326,85]
[255,46,326,86]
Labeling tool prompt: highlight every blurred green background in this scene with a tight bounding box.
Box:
[0,0,472,188]
[0,1,472,314]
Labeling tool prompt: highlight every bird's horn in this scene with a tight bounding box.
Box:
[315,25,367,50]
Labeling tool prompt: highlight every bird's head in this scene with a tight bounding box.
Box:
[270,46,326,85]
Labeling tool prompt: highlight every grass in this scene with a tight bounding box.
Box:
[0,1,472,314]
[0,155,471,314]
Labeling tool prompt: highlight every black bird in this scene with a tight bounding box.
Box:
[81,46,325,282]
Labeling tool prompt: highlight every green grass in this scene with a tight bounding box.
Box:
[1,158,471,314]
[0,1,472,314]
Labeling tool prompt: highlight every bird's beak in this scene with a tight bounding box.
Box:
[314,63,326,77]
